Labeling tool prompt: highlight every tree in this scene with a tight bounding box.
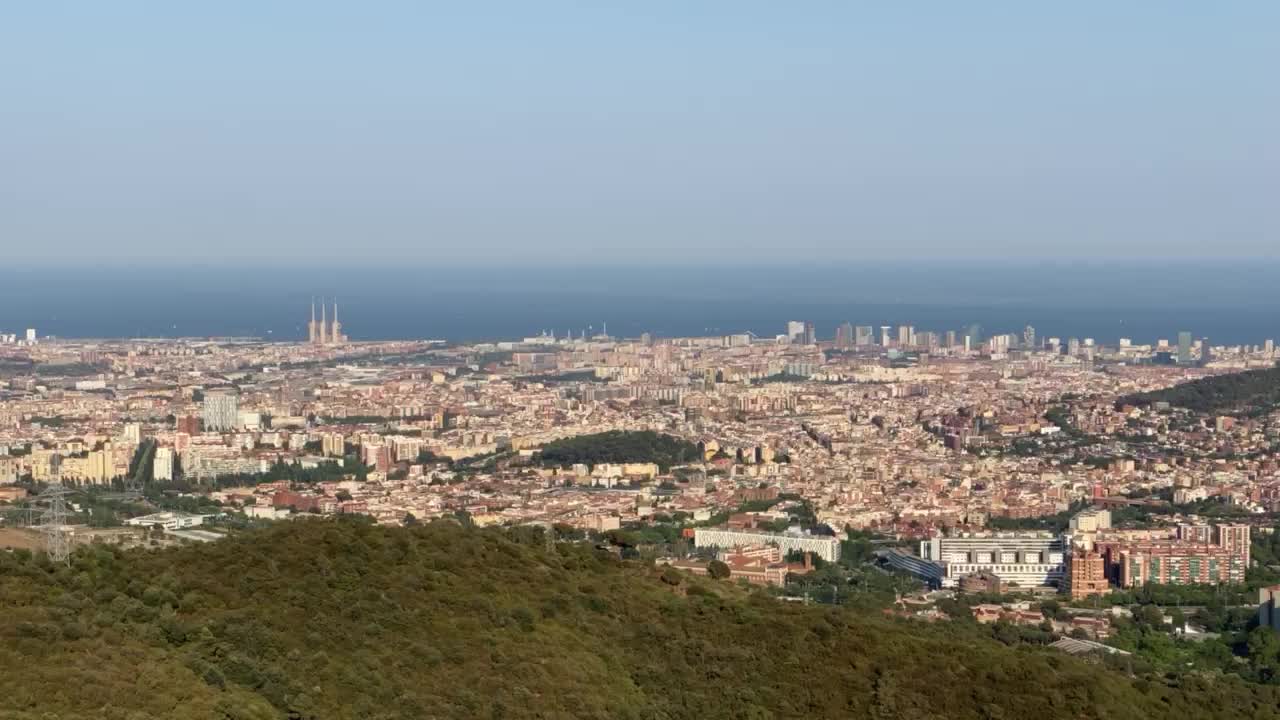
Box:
[1248,626,1280,663]
[0,518,1277,717]
[1040,600,1064,620]
[536,430,701,471]
[660,566,683,586]
[1139,604,1168,629]
[88,506,119,528]
[707,560,731,580]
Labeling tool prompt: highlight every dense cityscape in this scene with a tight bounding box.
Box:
[5,1,1277,715]
[5,307,1280,687]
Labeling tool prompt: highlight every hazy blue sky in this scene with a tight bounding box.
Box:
[2,2,1276,265]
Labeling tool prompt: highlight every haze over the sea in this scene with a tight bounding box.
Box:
[2,263,1278,345]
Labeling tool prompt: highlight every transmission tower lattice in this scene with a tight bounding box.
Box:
[37,484,73,565]
[540,522,555,554]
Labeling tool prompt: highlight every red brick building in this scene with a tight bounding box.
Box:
[1063,549,1109,599]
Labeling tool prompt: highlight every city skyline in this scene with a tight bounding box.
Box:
[5,2,1280,713]
[4,262,1280,344]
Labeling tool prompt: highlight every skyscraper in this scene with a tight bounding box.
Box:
[855,326,874,346]
[1022,325,1036,350]
[1177,331,1193,365]
[879,326,891,347]
[1199,337,1212,367]
[965,324,983,349]
[835,322,854,348]
[897,325,913,347]
[802,322,816,345]
[786,321,805,342]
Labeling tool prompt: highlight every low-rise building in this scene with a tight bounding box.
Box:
[125,511,209,530]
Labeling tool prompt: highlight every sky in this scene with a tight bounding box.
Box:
[1,2,1276,266]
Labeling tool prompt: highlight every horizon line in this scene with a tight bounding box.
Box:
[4,257,1280,271]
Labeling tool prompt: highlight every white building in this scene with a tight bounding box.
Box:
[245,505,289,520]
[1067,507,1112,551]
[694,528,841,563]
[202,392,239,432]
[125,511,208,530]
[1069,508,1111,534]
[152,447,174,481]
[919,532,1066,588]
[183,449,267,481]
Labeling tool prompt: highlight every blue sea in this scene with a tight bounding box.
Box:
[2,263,1279,346]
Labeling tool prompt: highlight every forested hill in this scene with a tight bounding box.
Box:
[1,521,1278,720]
[1120,364,1280,415]
[536,430,701,470]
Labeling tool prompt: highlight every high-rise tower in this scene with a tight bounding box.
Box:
[1177,331,1192,365]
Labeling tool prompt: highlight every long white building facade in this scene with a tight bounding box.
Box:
[694,528,841,563]
[918,532,1066,588]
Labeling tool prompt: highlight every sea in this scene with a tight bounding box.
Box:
[2,263,1278,346]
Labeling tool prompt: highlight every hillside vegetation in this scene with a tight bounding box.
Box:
[1122,365,1280,416]
[1,520,1279,719]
